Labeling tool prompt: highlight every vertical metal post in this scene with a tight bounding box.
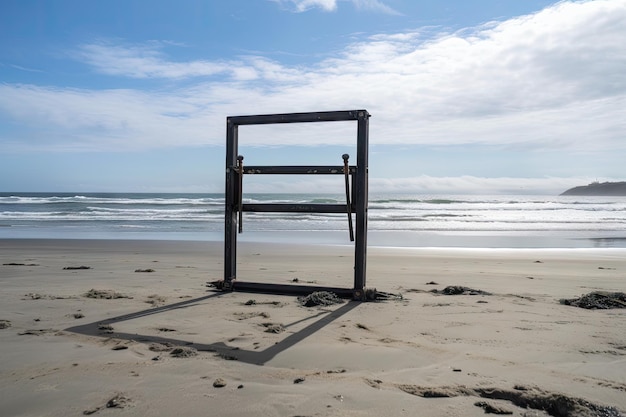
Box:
[354,111,369,293]
[224,118,238,286]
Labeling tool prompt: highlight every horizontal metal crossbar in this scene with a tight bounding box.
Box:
[228,109,368,126]
[242,203,353,213]
[242,165,355,175]
[224,281,363,299]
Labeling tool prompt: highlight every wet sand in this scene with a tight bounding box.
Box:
[1,239,625,416]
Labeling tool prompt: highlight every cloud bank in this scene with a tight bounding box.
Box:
[1,0,625,154]
[238,174,597,195]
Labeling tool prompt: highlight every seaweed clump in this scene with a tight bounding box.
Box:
[298,291,343,307]
[395,384,623,417]
[434,286,491,296]
[560,292,626,309]
[83,289,132,299]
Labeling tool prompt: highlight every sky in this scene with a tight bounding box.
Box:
[1,0,625,195]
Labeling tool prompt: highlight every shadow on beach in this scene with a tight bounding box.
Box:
[66,291,360,366]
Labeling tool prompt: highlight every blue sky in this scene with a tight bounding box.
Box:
[1,0,625,194]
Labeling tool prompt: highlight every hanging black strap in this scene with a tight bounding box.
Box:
[237,155,244,233]
[343,154,355,242]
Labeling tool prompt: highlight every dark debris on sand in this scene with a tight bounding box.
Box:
[560,292,626,309]
[83,289,132,299]
[170,346,198,358]
[261,323,285,333]
[433,286,492,296]
[97,324,114,334]
[298,291,344,307]
[213,378,227,388]
[149,342,175,352]
[17,328,58,336]
[474,401,513,415]
[106,394,131,408]
[83,393,132,415]
[395,384,623,417]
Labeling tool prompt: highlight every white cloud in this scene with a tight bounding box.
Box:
[74,41,235,79]
[369,175,593,195]
[272,0,400,14]
[8,64,44,73]
[273,0,338,12]
[0,84,219,151]
[350,0,401,15]
[1,0,625,157]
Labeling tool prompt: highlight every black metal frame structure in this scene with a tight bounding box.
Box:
[223,110,370,299]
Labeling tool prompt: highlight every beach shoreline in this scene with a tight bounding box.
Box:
[3,192,626,249]
[3,229,626,249]
[1,238,625,416]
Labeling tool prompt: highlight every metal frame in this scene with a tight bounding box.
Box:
[223,110,370,300]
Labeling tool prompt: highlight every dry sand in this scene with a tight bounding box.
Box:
[1,239,625,417]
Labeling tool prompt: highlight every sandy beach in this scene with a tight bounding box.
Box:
[1,238,625,416]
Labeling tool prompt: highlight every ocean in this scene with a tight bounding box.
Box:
[1,192,626,248]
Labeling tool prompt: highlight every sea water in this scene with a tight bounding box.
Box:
[1,192,625,248]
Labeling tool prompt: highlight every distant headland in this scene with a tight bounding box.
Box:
[560,181,626,196]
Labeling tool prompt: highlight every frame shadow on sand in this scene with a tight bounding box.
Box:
[65,292,361,366]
